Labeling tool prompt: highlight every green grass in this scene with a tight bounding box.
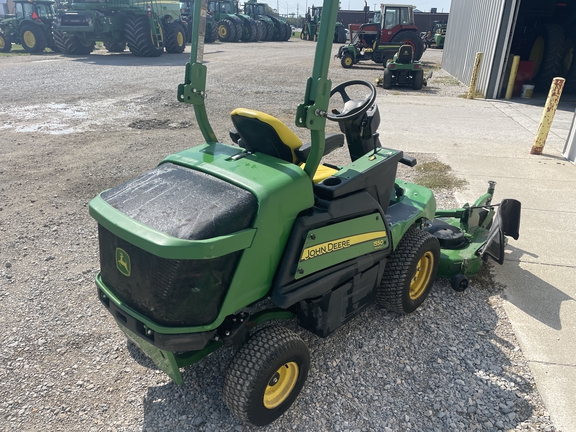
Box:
[414,161,468,190]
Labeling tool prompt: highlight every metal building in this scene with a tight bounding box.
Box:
[443,0,576,99]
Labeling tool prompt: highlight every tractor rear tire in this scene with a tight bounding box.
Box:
[125,15,164,57]
[246,19,258,42]
[254,20,265,41]
[377,227,440,314]
[340,52,354,68]
[164,22,186,53]
[217,19,236,42]
[0,31,11,53]
[382,68,393,89]
[205,15,218,43]
[412,69,424,90]
[391,30,424,61]
[20,23,47,53]
[273,22,284,41]
[104,41,126,53]
[335,25,346,44]
[223,326,309,426]
[265,22,274,41]
[234,22,243,42]
[284,22,291,41]
[530,24,565,91]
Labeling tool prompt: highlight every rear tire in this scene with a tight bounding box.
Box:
[125,15,164,57]
[223,326,309,426]
[377,227,440,313]
[20,24,47,53]
[530,24,564,91]
[164,22,186,53]
[412,69,423,90]
[382,68,393,89]
[0,31,11,53]
[217,19,236,42]
[205,17,218,43]
[391,30,423,61]
[54,31,94,55]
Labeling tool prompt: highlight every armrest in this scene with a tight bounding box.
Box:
[294,133,345,163]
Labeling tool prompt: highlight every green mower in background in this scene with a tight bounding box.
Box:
[89,0,521,425]
[381,44,429,90]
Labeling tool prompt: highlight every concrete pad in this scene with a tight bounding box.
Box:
[497,262,576,432]
[525,362,576,432]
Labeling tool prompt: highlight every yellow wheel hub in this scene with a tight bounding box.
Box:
[219,27,227,38]
[263,362,299,409]
[344,56,352,66]
[23,30,36,48]
[0,38,5,50]
[177,31,184,46]
[409,251,434,300]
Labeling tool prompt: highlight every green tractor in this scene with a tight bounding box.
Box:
[0,0,58,53]
[243,1,291,41]
[207,0,259,42]
[180,1,218,44]
[89,0,521,425]
[300,4,346,43]
[433,22,446,49]
[381,44,427,90]
[52,0,186,56]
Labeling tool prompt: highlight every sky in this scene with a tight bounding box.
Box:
[275,1,452,16]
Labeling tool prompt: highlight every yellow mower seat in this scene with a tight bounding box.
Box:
[230,108,337,184]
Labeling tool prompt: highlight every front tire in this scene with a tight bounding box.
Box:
[377,227,440,313]
[223,326,310,426]
[125,15,164,57]
[340,52,354,68]
[20,24,47,53]
[0,31,11,53]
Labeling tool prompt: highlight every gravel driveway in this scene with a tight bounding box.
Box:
[0,40,556,431]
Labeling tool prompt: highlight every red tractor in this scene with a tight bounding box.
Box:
[340,3,424,67]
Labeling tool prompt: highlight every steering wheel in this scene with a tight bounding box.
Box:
[326,80,377,122]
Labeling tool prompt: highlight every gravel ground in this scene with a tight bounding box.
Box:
[0,40,556,431]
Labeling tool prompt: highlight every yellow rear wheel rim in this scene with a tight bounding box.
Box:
[23,30,36,48]
[409,251,434,300]
[529,36,545,78]
[263,362,299,409]
[177,31,184,46]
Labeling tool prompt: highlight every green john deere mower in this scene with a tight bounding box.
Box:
[89,0,521,425]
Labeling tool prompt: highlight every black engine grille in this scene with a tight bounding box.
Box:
[99,225,241,327]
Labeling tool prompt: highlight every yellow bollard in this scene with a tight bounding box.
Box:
[505,55,521,100]
[467,52,483,99]
[530,77,566,155]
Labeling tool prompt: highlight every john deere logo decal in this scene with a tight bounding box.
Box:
[116,248,131,277]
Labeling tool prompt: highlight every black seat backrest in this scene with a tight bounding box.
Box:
[397,44,413,64]
[230,108,302,163]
